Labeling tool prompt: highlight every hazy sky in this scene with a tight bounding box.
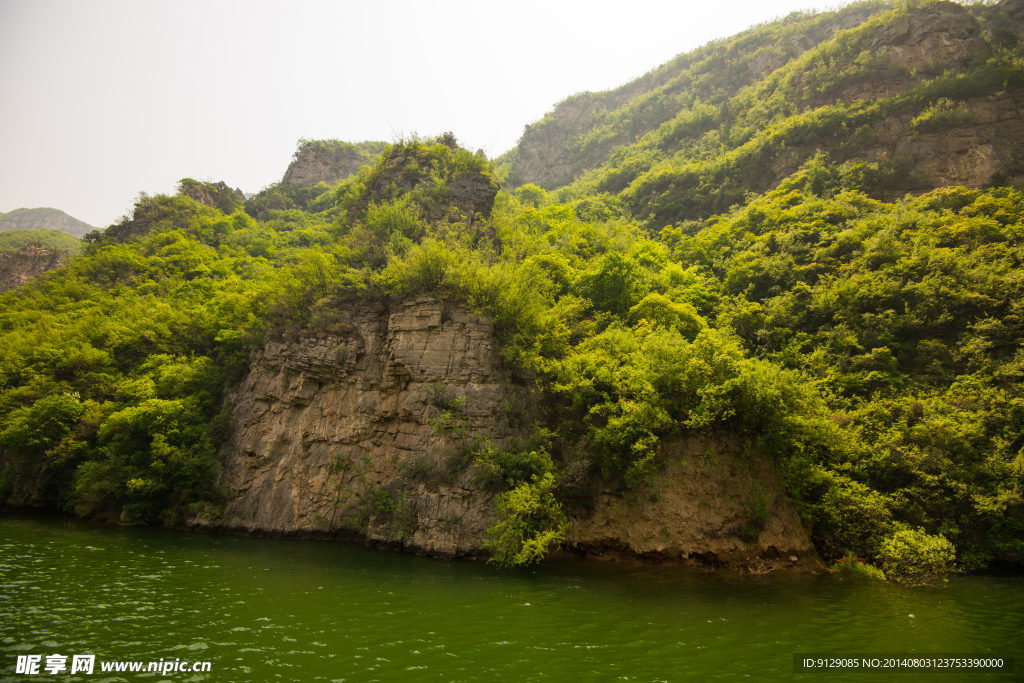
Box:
[0,0,834,227]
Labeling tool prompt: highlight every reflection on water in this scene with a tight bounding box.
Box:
[1,512,1020,682]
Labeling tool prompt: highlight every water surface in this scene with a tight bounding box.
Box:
[1,513,1019,681]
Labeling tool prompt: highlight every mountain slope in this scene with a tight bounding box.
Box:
[0,207,95,238]
[0,229,82,255]
[502,0,1024,225]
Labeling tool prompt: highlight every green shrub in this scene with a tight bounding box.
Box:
[627,292,706,339]
[737,483,771,542]
[909,98,974,133]
[472,442,554,492]
[878,527,957,585]
[830,552,886,580]
[0,394,86,454]
[573,251,650,318]
[484,473,570,567]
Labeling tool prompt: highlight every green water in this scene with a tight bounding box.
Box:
[0,514,1019,682]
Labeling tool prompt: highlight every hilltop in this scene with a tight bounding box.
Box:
[282,139,387,187]
[0,207,94,238]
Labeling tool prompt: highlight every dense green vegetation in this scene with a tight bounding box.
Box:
[0,229,82,254]
[500,0,1024,228]
[2,1,1023,578]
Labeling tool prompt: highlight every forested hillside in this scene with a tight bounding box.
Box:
[0,229,81,255]
[500,0,1024,222]
[1,0,1022,580]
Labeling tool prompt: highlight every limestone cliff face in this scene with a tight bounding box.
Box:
[196,297,817,569]
[565,435,816,569]
[800,1,987,106]
[179,180,245,211]
[195,298,519,557]
[0,243,69,294]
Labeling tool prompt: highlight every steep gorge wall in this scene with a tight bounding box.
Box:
[195,298,817,569]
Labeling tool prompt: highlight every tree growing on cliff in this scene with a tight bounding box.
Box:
[484,473,570,567]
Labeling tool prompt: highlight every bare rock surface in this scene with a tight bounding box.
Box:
[195,298,519,557]
[566,435,819,571]
[197,297,818,569]
[0,243,70,293]
[282,141,384,187]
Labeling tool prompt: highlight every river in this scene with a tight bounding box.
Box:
[1,513,1019,682]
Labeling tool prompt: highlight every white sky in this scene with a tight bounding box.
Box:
[0,0,836,227]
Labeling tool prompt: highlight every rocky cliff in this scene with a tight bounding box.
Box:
[0,243,70,294]
[195,297,817,570]
[282,140,386,187]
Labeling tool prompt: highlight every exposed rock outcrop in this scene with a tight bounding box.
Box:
[800,1,987,106]
[179,179,245,211]
[566,435,817,570]
[195,297,521,557]
[0,243,70,293]
[283,140,386,187]
[766,88,1024,189]
[196,297,818,570]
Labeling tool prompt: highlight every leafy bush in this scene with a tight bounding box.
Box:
[472,442,554,492]
[909,98,974,133]
[627,292,706,339]
[830,552,886,580]
[484,473,570,567]
[878,527,957,585]
[573,251,650,317]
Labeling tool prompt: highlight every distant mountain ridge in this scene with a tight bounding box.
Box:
[0,207,95,238]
